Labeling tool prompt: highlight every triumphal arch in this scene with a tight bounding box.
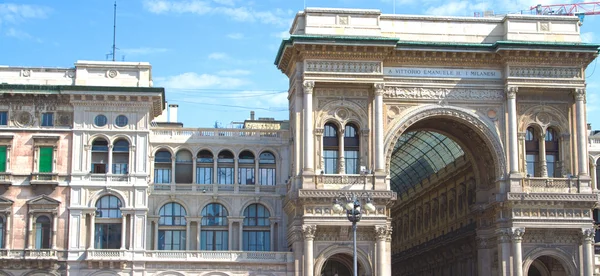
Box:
[276,8,600,276]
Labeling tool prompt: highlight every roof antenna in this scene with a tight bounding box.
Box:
[107,1,118,61]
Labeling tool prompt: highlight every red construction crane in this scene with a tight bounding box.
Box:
[530,2,600,17]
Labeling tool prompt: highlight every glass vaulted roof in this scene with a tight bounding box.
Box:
[390,131,464,195]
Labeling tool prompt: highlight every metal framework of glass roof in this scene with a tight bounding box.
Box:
[390,131,464,195]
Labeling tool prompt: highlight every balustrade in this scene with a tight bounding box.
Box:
[522,177,577,193]
[151,183,281,194]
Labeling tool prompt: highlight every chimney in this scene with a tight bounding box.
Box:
[169,104,179,123]
[588,123,592,130]
[250,111,255,120]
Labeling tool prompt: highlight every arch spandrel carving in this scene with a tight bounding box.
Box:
[518,104,569,134]
[315,99,368,130]
[384,104,507,182]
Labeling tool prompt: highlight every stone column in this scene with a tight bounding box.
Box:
[582,228,595,276]
[575,88,589,176]
[52,212,58,249]
[254,158,260,185]
[107,145,113,174]
[507,86,519,174]
[228,219,233,250]
[518,133,526,176]
[496,229,511,276]
[375,225,392,276]
[539,133,547,177]
[315,128,324,173]
[171,157,176,185]
[339,127,345,174]
[302,225,317,276]
[28,213,34,249]
[234,158,239,191]
[152,219,159,250]
[511,228,525,276]
[374,83,385,172]
[192,157,197,184]
[197,217,202,250]
[592,163,597,190]
[88,212,95,249]
[4,212,10,249]
[303,81,315,173]
[185,217,191,250]
[120,215,127,249]
[213,158,218,185]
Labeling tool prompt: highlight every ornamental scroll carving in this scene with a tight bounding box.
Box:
[302,225,317,240]
[383,87,503,101]
[509,67,582,79]
[375,225,393,241]
[305,60,381,74]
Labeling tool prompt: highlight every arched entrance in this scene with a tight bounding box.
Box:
[385,106,504,275]
[526,256,568,276]
[320,254,354,276]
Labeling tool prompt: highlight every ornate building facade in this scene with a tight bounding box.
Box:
[0,7,598,276]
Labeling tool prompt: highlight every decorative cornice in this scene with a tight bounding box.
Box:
[506,193,598,202]
[384,87,503,101]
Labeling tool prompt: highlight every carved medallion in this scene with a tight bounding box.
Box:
[57,113,72,126]
[107,69,119,78]
[16,111,32,126]
[336,108,348,120]
[536,112,550,125]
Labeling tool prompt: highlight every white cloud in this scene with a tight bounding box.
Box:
[208,52,229,60]
[5,27,42,42]
[155,72,248,89]
[217,69,252,76]
[227,33,244,39]
[142,0,291,26]
[582,32,595,43]
[0,3,51,24]
[121,47,169,56]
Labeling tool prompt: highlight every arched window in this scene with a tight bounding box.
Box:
[201,203,229,250]
[154,150,172,184]
[525,127,539,177]
[217,150,234,184]
[259,151,276,186]
[95,195,122,249]
[243,204,270,251]
[35,216,51,249]
[238,151,255,185]
[175,150,193,183]
[112,139,129,174]
[91,138,109,173]
[323,123,339,174]
[344,124,360,174]
[545,128,560,177]
[197,150,214,184]
[158,203,187,250]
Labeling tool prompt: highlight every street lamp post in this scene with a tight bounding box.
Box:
[332,193,376,276]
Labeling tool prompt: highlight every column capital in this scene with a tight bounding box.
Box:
[510,227,525,242]
[496,228,512,243]
[374,83,385,96]
[574,88,586,101]
[506,86,518,99]
[303,81,315,94]
[302,224,317,240]
[581,227,595,243]
[315,128,324,136]
[374,225,393,242]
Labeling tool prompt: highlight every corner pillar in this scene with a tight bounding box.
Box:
[302,225,316,276]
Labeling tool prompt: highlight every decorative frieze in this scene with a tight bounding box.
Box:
[509,67,581,79]
[383,87,504,101]
[305,60,381,74]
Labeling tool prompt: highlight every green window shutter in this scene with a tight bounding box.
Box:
[0,146,6,172]
[39,147,53,173]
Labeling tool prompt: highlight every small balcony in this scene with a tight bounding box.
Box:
[150,128,288,143]
[522,177,578,193]
[88,174,130,183]
[143,251,292,263]
[0,172,12,185]
[86,249,128,261]
[0,249,57,260]
[315,174,373,190]
[30,173,60,185]
[151,183,280,194]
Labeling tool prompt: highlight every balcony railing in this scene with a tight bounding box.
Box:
[315,174,372,189]
[143,251,292,263]
[30,173,60,185]
[0,172,12,184]
[152,183,280,194]
[86,174,130,183]
[0,249,57,259]
[151,128,287,141]
[522,177,577,193]
[86,249,127,260]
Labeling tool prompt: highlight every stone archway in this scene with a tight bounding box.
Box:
[320,254,353,276]
[314,245,373,276]
[523,248,577,276]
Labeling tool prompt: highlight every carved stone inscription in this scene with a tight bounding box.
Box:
[383,87,504,101]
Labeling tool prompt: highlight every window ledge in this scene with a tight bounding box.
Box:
[0,172,13,185]
[30,172,59,185]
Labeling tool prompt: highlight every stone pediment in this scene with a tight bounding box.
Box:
[0,196,13,213]
[27,194,60,206]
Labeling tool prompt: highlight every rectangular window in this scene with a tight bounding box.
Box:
[201,230,228,250]
[217,167,234,184]
[158,230,186,250]
[154,168,171,183]
[345,150,359,174]
[35,221,51,249]
[0,146,6,173]
[93,164,106,174]
[526,154,537,177]
[323,150,338,174]
[112,163,128,174]
[546,154,557,177]
[41,113,54,127]
[39,147,53,173]
[238,167,254,184]
[196,167,213,184]
[0,112,7,126]
[95,223,122,249]
[259,168,275,185]
[243,231,270,251]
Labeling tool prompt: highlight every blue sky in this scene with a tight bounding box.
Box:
[1,0,599,129]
